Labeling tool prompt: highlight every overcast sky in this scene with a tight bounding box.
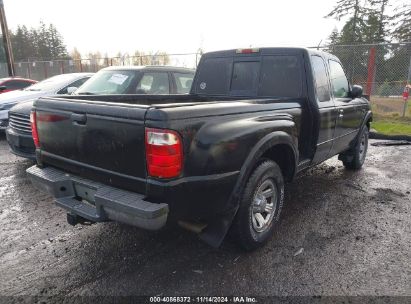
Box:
[4,0,343,56]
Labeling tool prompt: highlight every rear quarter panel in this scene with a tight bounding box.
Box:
[145,99,302,218]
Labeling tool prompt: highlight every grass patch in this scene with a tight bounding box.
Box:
[371,120,411,135]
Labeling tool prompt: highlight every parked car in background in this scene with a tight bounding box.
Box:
[74,66,195,95]
[0,77,37,94]
[1,73,93,131]
[5,73,93,160]
[6,66,194,160]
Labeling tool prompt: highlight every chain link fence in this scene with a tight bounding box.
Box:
[0,52,201,81]
[314,42,411,121]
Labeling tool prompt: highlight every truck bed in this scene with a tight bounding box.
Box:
[33,94,302,198]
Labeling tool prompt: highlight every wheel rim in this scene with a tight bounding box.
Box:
[359,132,368,161]
[251,179,277,233]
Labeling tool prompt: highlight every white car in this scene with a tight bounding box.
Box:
[0,73,93,130]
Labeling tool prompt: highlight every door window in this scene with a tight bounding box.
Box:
[58,77,90,94]
[173,73,194,94]
[5,80,32,90]
[329,60,349,98]
[136,72,169,94]
[311,56,331,102]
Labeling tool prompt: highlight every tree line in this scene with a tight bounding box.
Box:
[325,0,410,95]
[1,22,69,62]
[326,0,410,45]
[0,22,171,66]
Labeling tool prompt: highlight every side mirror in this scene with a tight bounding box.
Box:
[350,85,363,99]
[0,85,7,91]
[66,87,78,94]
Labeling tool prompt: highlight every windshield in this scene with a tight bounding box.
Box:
[75,70,140,95]
[24,74,83,92]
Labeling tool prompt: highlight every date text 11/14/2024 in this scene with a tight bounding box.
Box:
[149,296,257,303]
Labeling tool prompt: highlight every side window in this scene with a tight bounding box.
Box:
[136,72,169,94]
[329,60,349,98]
[230,61,259,92]
[5,80,32,90]
[311,56,331,102]
[259,55,302,97]
[173,73,194,94]
[58,77,90,94]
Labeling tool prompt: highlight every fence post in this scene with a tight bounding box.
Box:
[408,53,411,84]
[43,62,48,79]
[27,61,31,79]
[366,47,376,97]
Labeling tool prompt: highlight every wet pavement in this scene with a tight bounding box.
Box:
[0,132,410,297]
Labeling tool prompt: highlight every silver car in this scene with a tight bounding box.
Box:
[0,73,93,130]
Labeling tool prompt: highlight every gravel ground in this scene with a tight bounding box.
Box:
[0,132,410,299]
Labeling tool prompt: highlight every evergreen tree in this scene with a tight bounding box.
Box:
[9,22,69,61]
[48,24,68,59]
[36,21,51,60]
[391,2,411,42]
[326,0,371,43]
[327,27,341,45]
[369,0,390,43]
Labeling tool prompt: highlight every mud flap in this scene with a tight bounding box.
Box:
[198,206,239,248]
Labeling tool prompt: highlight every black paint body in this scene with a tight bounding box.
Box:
[31,48,371,245]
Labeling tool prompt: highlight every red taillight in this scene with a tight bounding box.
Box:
[30,111,40,148]
[145,128,183,178]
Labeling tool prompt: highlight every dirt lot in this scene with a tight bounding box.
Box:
[0,132,410,299]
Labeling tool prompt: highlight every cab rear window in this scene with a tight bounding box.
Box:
[231,61,259,92]
[194,55,302,98]
[259,56,302,98]
[194,57,231,95]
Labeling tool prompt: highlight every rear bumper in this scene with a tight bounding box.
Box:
[26,165,169,230]
[6,127,36,160]
[38,150,240,220]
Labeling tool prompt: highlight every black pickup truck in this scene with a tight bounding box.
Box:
[27,48,372,250]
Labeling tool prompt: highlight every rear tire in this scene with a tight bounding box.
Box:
[231,160,284,251]
[341,125,369,170]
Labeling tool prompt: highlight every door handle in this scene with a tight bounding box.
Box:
[338,109,344,118]
[71,113,87,125]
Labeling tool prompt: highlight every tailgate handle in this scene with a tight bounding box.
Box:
[71,113,87,125]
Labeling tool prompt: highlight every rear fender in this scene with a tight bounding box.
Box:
[347,110,373,151]
[199,131,298,247]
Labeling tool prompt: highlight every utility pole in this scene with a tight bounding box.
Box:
[0,0,15,76]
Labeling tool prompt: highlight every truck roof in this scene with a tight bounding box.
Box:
[101,65,195,73]
[203,47,339,61]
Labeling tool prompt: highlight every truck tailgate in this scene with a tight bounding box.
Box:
[34,97,149,193]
